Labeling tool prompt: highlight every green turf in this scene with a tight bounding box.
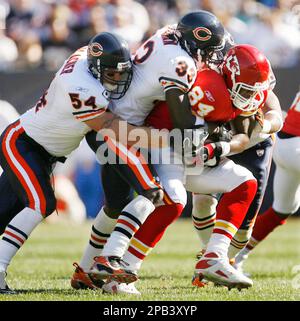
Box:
[0,218,300,301]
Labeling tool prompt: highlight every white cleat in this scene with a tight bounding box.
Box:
[102,280,141,295]
[195,252,253,290]
[233,250,251,277]
[0,271,16,294]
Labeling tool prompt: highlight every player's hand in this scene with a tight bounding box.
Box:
[200,141,231,163]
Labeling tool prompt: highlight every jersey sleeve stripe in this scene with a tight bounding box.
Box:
[72,108,105,116]
[159,76,189,90]
[75,109,106,120]
[163,85,188,92]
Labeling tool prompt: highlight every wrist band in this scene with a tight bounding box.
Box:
[262,119,272,133]
[219,141,231,157]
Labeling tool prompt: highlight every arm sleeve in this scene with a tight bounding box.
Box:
[158,55,197,93]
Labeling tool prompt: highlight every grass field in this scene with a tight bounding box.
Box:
[0,217,300,301]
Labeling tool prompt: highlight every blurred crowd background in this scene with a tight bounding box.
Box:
[0,0,299,71]
[0,0,299,222]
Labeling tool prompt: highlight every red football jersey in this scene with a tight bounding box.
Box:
[146,68,242,130]
[282,91,300,137]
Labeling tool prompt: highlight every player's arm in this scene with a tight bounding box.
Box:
[201,116,250,162]
[228,116,251,154]
[260,90,283,134]
[84,112,169,149]
[165,88,196,130]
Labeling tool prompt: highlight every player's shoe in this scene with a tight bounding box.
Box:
[192,274,209,287]
[233,249,251,276]
[89,256,138,284]
[0,271,16,294]
[192,249,210,287]
[102,280,141,295]
[71,263,105,290]
[195,252,253,290]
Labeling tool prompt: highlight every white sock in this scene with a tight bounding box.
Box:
[192,194,217,248]
[122,251,143,273]
[101,195,155,258]
[234,246,251,266]
[228,228,253,259]
[0,207,43,272]
[206,233,231,258]
[79,207,117,271]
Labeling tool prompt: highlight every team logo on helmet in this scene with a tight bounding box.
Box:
[193,27,212,41]
[88,42,103,57]
[225,54,240,76]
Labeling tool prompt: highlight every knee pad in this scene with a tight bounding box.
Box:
[192,194,218,218]
[142,188,164,206]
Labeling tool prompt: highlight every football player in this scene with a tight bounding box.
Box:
[233,88,299,271]
[190,49,282,278]
[110,44,282,293]
[84,44,278,293]
[70,10,227,292]
[0,32,166,294]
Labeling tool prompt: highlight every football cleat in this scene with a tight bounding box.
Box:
[195,252,253,290]
[71,263,105,290]
[192,274,209,288]
[89,256,138,284]
[0,271,16,294]
[195,248,206,261]
[102,280,141,295]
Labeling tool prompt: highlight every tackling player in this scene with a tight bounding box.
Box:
[70,10,227,292]
[107,44,281,293]
[80,44,276,293]
[0,32,165,294]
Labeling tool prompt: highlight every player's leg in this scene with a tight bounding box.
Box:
[122,157,186,276]
[192,194,218,251]
[71,163,133,290]
[240,135,300,261]
[227,137,274,264]
[186,159,257,289]
[84,131,163,283]
[0,121,57,293]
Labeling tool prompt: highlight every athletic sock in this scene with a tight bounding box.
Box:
[0,207,43,272]
[192,195,217,248]
[79,207,117,271]
[123,203,183,271]
[101,195,155,258]
[228,228,253,259]
[205,179,257,257]
[245,206,287,252]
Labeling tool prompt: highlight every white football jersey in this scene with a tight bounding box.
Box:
[109,26,197,125]
[20,47,109,157]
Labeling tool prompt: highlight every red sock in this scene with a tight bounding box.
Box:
[127,203,184,258]
[213,179,257,239]
[250,207,287,242]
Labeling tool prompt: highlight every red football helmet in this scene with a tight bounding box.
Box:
[221,44,272,112]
